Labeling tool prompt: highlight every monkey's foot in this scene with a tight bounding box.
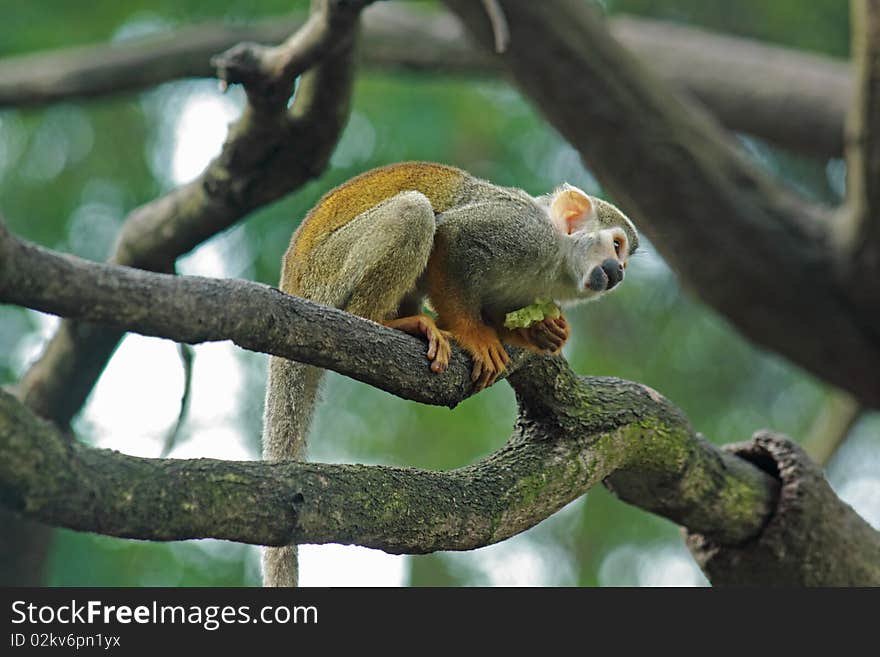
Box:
[450,325,510,390]
[383,314,452,373]
[503,315,570,355]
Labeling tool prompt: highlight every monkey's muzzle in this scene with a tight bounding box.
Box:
[588,258,624,291]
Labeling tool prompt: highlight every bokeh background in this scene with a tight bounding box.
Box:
[1,0,877,586]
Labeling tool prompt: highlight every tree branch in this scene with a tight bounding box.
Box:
[5,219,878,585]
[444,0,880,409]
[0,20,293,108]
[610,16,849,159]
[802,391,863,466]
[15,0,368,427]
[211,0,373,110]
[687,432,880,586]
[0,220,473,407]
[838,1,880,329]
[0,223,778,549]
[0,227,777,548]
[0,7,849,158]
[0,372,775,553]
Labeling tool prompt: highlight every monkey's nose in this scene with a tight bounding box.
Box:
[601,258,624,289]
[588,266,608,291]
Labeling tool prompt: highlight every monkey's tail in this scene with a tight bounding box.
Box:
[261,356,324,587]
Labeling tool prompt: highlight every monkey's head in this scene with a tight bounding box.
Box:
[547,184,639,302]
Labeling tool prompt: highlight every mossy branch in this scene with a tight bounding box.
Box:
[0,220,776,549]
[5,218,879,584]
[0,358,775,553]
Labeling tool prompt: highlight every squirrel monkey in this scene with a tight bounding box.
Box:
[262,161,638,586]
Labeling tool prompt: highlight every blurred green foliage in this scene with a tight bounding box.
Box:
[609,0,850,57]
[0,0,871,587]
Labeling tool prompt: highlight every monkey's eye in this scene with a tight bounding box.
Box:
[613,238,622,256]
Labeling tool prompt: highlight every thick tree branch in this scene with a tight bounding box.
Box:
[444,0,880,409]
[16,0,368,427]
[610,17,848,160]
[0,222,777,549]
[0,221,473,407]
[687,433,880,586]
[0,8,849,158]
[5,220,878,585]
[0,229,777,548]
[0,373,775,553]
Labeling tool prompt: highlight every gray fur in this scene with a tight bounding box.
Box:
[593,197,639,255]
[426,182,638,320]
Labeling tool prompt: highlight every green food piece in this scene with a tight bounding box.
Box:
[503,299,561,330]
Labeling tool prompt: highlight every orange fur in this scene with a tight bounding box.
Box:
[426,236,509,388]
[283,162,465,293]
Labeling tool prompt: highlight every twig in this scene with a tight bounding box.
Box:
[803,391,863,466]
[838,0,880,325]
[210,1,363,109]
[480,0,510,53]
[160,343,195,458]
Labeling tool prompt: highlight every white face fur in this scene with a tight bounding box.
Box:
[545,184,637,304]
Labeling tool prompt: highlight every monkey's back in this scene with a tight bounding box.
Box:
[282,162,468,293]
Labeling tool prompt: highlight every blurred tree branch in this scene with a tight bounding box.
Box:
[211,0,374,110]
[3,220,880,585]
[444,0,880,409]
[803,391,863,466]
[838,1,880,332]
[0,6,849,159]
[609,16,848,159]
[16,0,368,429]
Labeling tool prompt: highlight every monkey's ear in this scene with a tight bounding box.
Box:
[550,185,593,235]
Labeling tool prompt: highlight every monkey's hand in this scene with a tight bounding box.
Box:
[384,314,453,373]
[503,315,570,355]
[527,315,570,354]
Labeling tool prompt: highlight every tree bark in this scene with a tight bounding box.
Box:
[0,373,777,553]
[686,432,880,586]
